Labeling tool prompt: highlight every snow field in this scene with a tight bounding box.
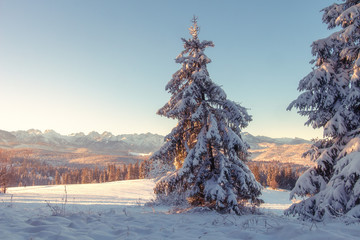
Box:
[0,179,359,240]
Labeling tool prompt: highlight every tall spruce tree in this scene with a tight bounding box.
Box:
[286,1,360,220]
[150,17,262,214]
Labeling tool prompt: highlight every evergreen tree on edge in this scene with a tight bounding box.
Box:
[286,1,360,220]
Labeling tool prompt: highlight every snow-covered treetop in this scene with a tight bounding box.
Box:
[189,16,200,40]
[160,16,251,131]
[163,18,214,98]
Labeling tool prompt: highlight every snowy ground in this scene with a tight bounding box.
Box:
[0,180,359,240]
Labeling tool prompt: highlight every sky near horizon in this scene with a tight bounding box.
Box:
[0,0,336,139]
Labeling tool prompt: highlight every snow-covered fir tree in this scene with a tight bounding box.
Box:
[149,17,262,214]
[286,0,360,221]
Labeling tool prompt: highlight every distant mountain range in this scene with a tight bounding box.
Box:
[241,132,310,149]
[0,129,164,155]
[0,129,313,166]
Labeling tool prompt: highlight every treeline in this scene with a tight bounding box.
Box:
[0,157,147,192]
[1,150,309,192]
[51,162,147,186]
[247,161,308,190]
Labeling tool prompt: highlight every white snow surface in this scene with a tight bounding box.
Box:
[0,179,359,240]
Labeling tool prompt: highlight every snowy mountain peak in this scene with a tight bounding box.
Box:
[101,131,114,139]
[44,129,61,137]
[87,131,101,140]
[27,129,43,135]
[70,132,85,137]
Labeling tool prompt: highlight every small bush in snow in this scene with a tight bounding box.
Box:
[45,186,68,216]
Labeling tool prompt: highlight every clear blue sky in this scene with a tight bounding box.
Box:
[0,0,335,139]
